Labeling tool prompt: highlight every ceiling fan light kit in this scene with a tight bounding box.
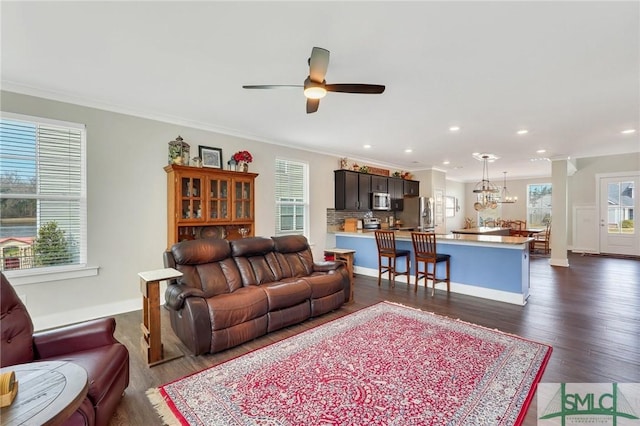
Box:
[243,47,385,113]
[303,78,327,99]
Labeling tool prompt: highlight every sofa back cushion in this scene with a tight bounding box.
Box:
[169,238,242,297]
[230,237,282,285]
[272,235,315,278]
[1,272,35,367]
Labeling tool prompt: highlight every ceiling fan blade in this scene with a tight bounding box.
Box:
[242,85,302,89]
[309,47,330,83]
[306,98,320,114]
[325,84,385,94]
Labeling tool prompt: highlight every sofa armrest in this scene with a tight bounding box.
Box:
[33,317,119,359]
[165,283,206,310]
[313,261,343,273]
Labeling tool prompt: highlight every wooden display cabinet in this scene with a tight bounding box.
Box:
[165,164,258,248]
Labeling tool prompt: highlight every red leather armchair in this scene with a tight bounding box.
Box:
[0,272,129,426]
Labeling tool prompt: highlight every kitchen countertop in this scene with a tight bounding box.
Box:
[451,227,510,234]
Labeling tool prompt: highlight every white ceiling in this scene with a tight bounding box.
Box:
[2,1,638,181]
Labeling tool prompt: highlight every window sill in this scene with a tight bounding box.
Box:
[4,265,99,286]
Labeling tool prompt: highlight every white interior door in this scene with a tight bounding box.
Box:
[599,174,639,255]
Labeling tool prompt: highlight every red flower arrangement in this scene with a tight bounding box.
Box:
[233,150,253,163]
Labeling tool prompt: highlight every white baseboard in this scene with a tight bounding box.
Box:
[549,257,570,267]
[353,266,527,306]
[32,298,140,332]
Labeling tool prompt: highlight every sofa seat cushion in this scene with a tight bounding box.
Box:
[261,279,311,311]
[44,343,129,408]
[303,273,345,299]
[207,287,268,331]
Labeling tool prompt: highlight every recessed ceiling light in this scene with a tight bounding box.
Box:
[517,129,529,135]
[405,149,413,153]
[443,161,450,165]
[472,152,480,157]
[621,129,636,134]
[536,149,546,154]
[449,126,460,132]
[363,144,371,149]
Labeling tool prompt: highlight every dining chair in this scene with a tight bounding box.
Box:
[411,232,451,296]
[374,230,410,288]
[531,222,551,254]
[509,220,525,236]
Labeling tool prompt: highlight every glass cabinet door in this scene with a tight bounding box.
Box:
[180,176,202,220]
[234,180,253,220]
[208,178,229,221]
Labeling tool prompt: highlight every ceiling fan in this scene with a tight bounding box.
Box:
[242,47,385,114]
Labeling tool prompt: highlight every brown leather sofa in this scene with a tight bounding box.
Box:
[0,272,129,426]
[164,235,349,355]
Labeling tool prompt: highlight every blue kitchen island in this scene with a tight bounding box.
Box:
[334,231,532,305]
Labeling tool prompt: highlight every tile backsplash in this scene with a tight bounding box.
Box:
[326,209,396,232]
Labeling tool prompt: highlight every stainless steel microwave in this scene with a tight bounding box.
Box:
[371,192,391,210]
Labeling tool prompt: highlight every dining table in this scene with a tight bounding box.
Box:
[514,228,545,237]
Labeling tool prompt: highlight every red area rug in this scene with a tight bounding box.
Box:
[147,302,551,425]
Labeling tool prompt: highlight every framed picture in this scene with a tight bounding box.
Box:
[199,146,223,169]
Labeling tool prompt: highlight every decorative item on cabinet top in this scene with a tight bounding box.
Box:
[168,136,190,166]
[199,146,223,169]
[232,150,253,172]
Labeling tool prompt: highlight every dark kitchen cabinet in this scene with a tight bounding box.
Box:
[388,177,404,211]
[371,175,388,193]
[335,170,371,210]
[358,174,371,209]
[403,179,420,196]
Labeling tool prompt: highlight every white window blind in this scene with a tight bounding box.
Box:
[275,158,308,236]
[0,113,86,271]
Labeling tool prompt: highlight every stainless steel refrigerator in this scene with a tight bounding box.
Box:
[396,197,435,231]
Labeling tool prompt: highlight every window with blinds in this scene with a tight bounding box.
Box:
[0,113,86,271]
[275,158,308,236]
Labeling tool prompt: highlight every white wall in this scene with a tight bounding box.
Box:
[444,180,465,232]
[1,91,341,329]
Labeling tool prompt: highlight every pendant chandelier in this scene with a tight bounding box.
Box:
[472,155,499,211]
[498,171,517,204]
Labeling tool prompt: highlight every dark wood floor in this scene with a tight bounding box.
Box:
[109,252,640,425]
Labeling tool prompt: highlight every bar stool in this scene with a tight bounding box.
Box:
[411,232,450,296]
[374,230,410,288]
